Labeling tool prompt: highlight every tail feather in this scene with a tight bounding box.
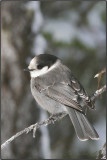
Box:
[66,107,99,141]
[81,114,99,140]
[67,108,88,141]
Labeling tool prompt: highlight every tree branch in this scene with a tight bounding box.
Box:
[1,112,67,150]
[97,143,106,159]
[1,85,106,150]
[91,85,106,101]
[94,68,106,89]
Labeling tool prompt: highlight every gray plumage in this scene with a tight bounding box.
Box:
[25,54,99,141]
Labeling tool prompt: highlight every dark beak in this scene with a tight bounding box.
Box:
[23,68,30,72]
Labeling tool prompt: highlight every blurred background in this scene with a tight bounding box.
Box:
[1,1,106,159]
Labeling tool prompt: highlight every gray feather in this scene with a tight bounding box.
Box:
[66,107,99,141]
[30,59,99,141]
[66,107,88,141]
[80,113,99,140]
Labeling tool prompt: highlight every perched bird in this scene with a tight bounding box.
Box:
[24,54,99,141]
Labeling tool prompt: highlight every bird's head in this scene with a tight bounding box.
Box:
[24,54,60,78]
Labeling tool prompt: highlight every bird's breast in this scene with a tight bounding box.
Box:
[30,78,67,114]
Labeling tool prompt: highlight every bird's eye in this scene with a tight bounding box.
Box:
[37,64,44,70]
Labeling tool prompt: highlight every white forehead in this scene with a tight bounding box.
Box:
[29,57,37,68]
[28,57,37,68]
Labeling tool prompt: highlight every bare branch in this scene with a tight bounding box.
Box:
[94,68,106,79]
[94,68,106,89]
[91,85,106,102]
[1,112,66,150]
[96,143,106,159]
[1,85,106,150]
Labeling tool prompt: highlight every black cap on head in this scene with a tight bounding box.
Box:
[36,54,58,69]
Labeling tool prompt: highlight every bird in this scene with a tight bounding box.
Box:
[24,54,99,141]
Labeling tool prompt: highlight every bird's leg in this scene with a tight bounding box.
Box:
[49,112,67,124]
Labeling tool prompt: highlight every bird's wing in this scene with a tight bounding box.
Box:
[68,77,94,110]
[36,79,90,113]
[34,65,94,112]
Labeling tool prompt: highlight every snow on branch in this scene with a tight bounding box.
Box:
[1,83,106,150]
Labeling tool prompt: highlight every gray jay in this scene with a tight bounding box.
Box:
[24,54,99,141]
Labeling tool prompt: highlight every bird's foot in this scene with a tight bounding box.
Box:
[49,112,67,124]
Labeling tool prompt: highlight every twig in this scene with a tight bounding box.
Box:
[96,143,106,159]
[94,68,106,89]
[1,85,106,150]
[94,68,106,78]
[1,112,66,150]
[91,85,106,101]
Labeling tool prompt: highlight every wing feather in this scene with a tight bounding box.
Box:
[40,82,83,112]
[34,63,94,112]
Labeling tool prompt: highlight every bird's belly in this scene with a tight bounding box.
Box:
[31,87,67,114]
